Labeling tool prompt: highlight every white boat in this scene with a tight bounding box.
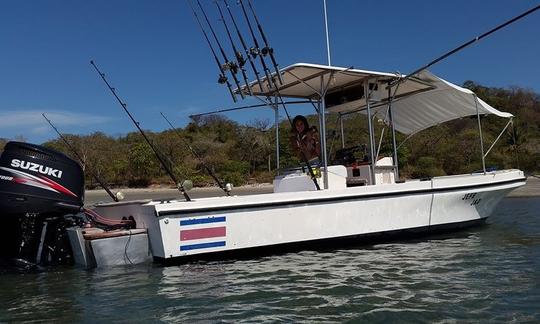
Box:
[68,63,526,267]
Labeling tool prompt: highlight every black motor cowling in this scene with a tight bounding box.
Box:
[0,141,84,214]
[0,142,85,266]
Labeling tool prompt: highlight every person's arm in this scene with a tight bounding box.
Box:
[310,128,321,157]
[290,134,303,159]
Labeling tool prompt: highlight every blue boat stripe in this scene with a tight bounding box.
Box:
[180,216,226,226]
[180,241,226,251]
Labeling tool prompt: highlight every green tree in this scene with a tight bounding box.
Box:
[127,141,159,187]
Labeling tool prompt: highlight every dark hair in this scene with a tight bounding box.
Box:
[292,115,309,134]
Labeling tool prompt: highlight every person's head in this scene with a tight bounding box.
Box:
[292,115,309,134]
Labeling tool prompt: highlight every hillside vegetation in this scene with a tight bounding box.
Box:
[1,82,538,188]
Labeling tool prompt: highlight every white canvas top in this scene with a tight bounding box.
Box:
[245,63,512,135]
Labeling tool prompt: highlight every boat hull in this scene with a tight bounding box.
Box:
[84,169,525,265]
[156,218,488,264]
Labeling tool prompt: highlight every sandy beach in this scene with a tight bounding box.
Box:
[84,176,538,205]
[85,184,274,205]
[507,176,540,197]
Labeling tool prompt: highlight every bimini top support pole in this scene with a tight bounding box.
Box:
[365,79,377,185]
[319,75,330,189]
[484,118,513,159]
[473,94,487,174]
[339,113,345,149]
[273,94,280,172]
[387,85,400,180]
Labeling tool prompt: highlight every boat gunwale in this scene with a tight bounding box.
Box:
[156,174,526,217]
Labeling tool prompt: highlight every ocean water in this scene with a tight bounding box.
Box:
[1,197,539,323]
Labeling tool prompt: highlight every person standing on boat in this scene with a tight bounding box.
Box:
[290,115,321,164]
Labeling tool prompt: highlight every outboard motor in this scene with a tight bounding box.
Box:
[0,141,85,266]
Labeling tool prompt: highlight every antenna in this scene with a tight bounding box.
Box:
[323,0,331,66]
[90,60,192,202]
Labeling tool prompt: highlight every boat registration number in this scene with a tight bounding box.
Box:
[462,193,477,200]
[462,192,481,206]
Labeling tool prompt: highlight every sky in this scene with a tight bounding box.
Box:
[1,0,539,144]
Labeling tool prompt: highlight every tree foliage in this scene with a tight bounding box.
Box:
[1,82,537,189]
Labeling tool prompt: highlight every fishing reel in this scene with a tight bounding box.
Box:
[222,61,239,74]
[235,51,246,67]
[249,47,260,58]
[261,46,273,56]
[218,73,228,84]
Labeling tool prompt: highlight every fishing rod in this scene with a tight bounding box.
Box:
[224,0,265,93]
[279,100,321,191]
[215,0,253,96]
[187,0,237,102]
[90,60,192,202]
[160,112,231,196]
[229,88,318,190]
[42,113,120,202]
[196,0,245,100]
[270,86,322,191]
[392,4,540,87]
[238,0,277,91]
[246,0,283,85]
[189,99,312,118]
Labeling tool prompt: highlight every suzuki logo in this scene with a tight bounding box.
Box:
[10,159,63,179]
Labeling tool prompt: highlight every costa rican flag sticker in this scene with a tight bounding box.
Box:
[179,216,226,251]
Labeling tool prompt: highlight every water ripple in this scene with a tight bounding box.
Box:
[1,197,539,322]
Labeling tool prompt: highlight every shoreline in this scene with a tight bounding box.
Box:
[506,176,539,197]
[86,182,274,193]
